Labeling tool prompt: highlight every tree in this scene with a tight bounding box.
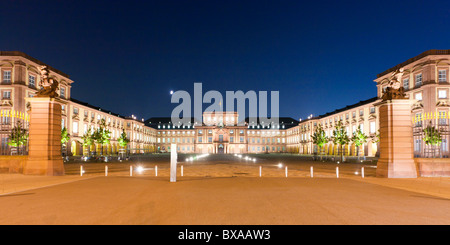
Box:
[93,118,111,156]
[117,129,130,158]
[422,121,442,157]
[118,129,130,148]
[61,127,70,156]
[7,121,28,155]
[332,120,350,163]
[81,127,94,156]
[311,123,328,160]
[372,129,380,143]
[351,125,368,160]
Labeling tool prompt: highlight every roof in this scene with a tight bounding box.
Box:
[145,116,299,129]
[0,51,70,78]
[317,97,379,118]
[377,49,450,78]
[70,97,126,118]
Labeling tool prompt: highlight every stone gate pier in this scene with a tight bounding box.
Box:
[23,97,66,176]
[375,99,417,178]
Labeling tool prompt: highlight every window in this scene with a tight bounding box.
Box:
[415,92,422,101]
[3,91,11,99]
[403,78,409,90]
[73,107,79,114]
[3,70,11,83]
[415,74,423,87]
[240,137,244,143]
[359,110,364,116]
[369,121,376,134]
[230,136,234,143]
[352,111,356,118]
[370,107,375,114]
[208,137,212,143]
[439,111,447,125]
[438,89,448,99]
[415,113,423,127]
[438,70,447,83]
[72,122,78,134]
[60,87,66,99]
[29,75,36,88]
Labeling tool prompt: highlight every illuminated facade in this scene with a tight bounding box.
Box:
[146,112,298,154]
[0,51,157,156]
[1,50,450,156]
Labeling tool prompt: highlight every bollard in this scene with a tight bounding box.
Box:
[310,166,313,178]
[130,165,133,176]
[155,165,158,176]
[105,165,108,177]
[336,166,339,178]
[285,166,288,178]
[259,166,262,177]
[80,165,83,176]
[361,167,365,178]
[181,165,184,177]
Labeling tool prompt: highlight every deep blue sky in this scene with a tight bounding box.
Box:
[1,0,449,120]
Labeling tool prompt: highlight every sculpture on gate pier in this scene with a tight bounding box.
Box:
[35,66,59,98]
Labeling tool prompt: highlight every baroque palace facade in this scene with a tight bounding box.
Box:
[1,50,449,157]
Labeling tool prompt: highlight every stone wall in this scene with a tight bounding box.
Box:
[0,155,28,173]
[415,158,450,177]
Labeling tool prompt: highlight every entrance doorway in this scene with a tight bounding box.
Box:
[218,144,224,154]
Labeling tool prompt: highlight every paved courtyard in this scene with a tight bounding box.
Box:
[0,154,449,225]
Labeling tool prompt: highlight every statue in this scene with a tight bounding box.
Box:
[381,68,407,100]
[35,66,59,98]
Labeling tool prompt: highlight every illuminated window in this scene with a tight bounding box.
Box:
[72,121,78,134]
[438,89,448,99]
[369,121,376,134]
[415,92,422,101]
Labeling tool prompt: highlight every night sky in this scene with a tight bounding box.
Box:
[1,0,449,121]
